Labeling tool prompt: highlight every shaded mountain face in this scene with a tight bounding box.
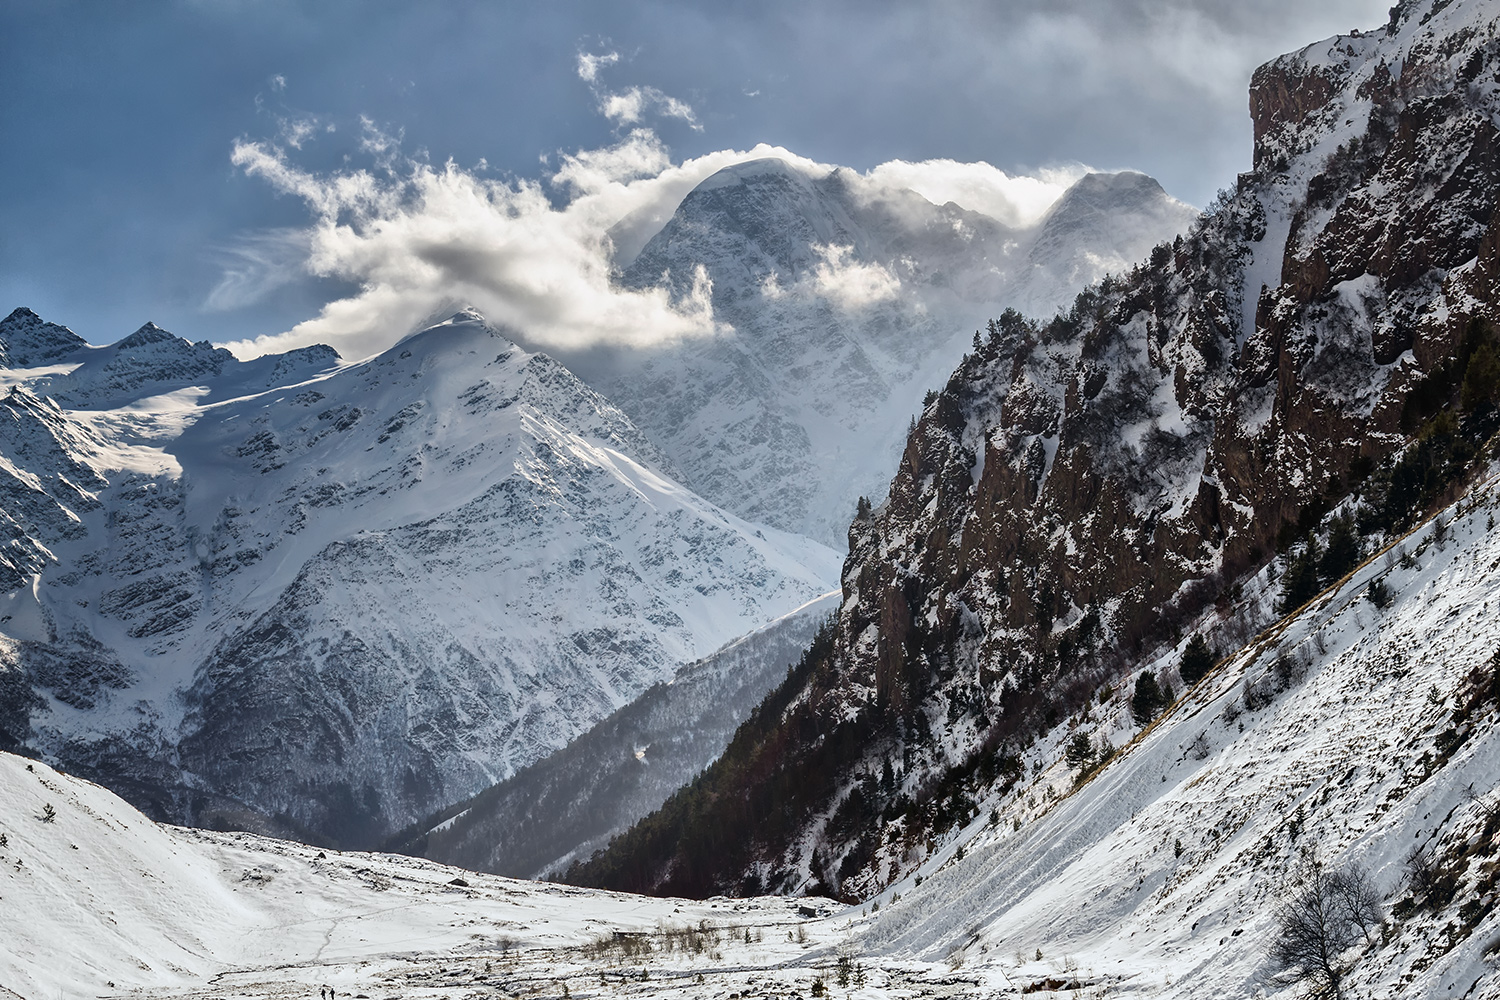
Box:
[585,160,1196,545]
[569,0,1500,900]
[0,310,838,847]
[393,591,838,879]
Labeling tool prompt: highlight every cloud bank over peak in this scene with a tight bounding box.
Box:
[219,121,1101,362]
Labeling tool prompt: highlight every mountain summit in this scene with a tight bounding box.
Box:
[586,162,1196,544]
[0,308,837,846]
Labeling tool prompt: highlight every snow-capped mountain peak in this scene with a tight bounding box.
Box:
[0,307,837,847]
[584,159,1196,543]
[0,307,87,368]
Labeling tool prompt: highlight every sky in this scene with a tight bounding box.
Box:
[0,0,1394,355]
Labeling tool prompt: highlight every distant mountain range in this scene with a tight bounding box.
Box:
[0,307,838,846]
[0,151,1189,849]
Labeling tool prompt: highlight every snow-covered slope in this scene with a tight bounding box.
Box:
[0,751,839,1000]
[0,308,839,847]
[854,469,1500,1000]
[401,590,838,879]
[586,161,1195,544]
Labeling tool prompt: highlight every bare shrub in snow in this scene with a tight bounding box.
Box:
[1271,860,1382,999]
[1274,652,1308,690]
[1242,674,1277,712]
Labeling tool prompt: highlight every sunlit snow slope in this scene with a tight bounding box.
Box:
[854,471,1500,999]
[0,751,838,1000]
[0,307,839,848]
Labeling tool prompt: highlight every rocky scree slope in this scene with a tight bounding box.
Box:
[0,309,838,849]
[587,159,1195,545]
[568,0,1500,901]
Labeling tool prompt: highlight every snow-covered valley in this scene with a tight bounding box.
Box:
[6,459,1500,999]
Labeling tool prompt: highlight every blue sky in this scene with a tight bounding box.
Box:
[1,0,1391,351]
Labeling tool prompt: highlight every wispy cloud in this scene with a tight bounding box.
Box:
[576,50,619,84]
[203,228,311,312]
[576,47,702,131]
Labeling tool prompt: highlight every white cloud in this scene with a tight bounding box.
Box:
[576,48,702,132]
[597,85,700,130]
[220,125,1085,362]
[576,50,619,84]
[810,244,901,310]
[861,159,1088,229]
[222,133,811,361]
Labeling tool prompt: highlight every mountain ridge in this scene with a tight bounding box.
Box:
[0,308,838,847]
[567,0,1500,903]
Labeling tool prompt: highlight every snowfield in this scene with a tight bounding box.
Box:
[6,466,1500,998]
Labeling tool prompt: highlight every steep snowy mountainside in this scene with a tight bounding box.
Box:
[853,474,1500,1000]
[0,306,87,368]
[0,308,838,849]
[587,159,1195,544]
[570,0,1500,901]
[43,321,237,407]
[398,591,838,880]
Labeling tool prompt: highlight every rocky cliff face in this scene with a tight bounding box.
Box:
[570,0,1500,900]
[588,160,1196,545]
[0,310,838,847]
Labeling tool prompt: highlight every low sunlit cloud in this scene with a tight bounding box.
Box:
[862,159,1088,229]
[219,123,1093,361]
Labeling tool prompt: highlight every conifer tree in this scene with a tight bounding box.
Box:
[1132,671,1165,726]
[1179,633,1214,686]
[1319,515,1360,585]
[1279,535,1322,615]
[1064,732,1093,771]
